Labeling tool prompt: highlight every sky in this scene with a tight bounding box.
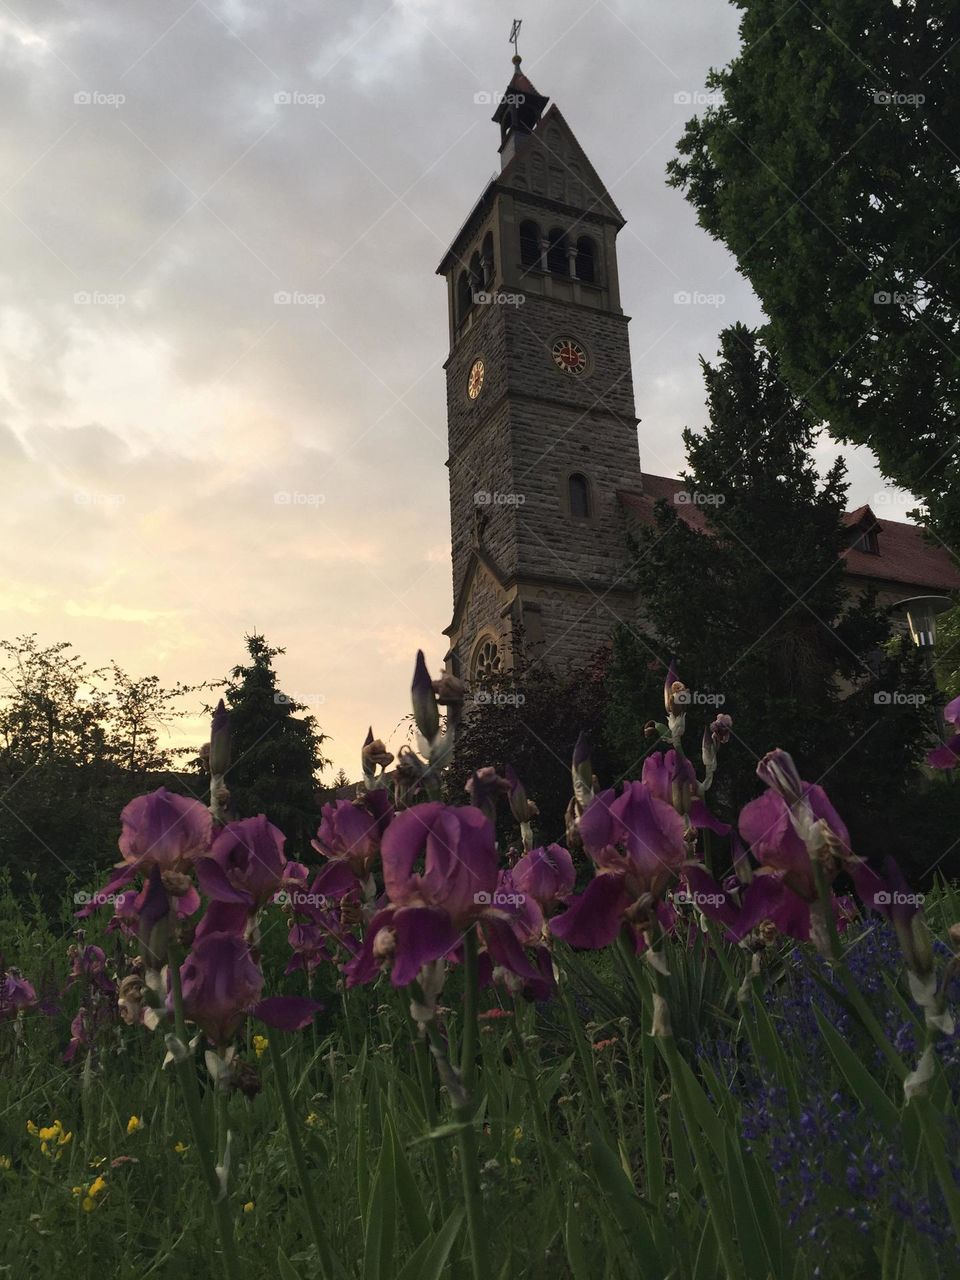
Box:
[0,0,920,778]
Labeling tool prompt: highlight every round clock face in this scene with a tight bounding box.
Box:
[552,337,588,375]
[467,358,485,399]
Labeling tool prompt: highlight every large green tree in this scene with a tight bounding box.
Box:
[0,635,203,900]
[667,0,960,544]
[221,634,330,854]
[610,325,947,878]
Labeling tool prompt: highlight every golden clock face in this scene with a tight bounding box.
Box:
[467,358,485,399]
[552,337,587,375]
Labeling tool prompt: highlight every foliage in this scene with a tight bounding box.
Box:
[221,634,330,855]
[0,635,206,902]
[609,325,950,879]
[448,643,611,845]
[667,0,960,545]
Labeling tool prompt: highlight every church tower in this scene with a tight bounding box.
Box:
[438,54,643,685]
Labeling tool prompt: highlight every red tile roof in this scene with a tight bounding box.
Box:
[620,474,960,594]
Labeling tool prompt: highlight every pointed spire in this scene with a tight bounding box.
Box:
[493,47,548,166]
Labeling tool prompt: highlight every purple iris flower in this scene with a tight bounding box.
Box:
[927,695,960,769]
[549,781,687,949]
[177,932,322,1047]
[738,756,851,902]
[311,790,392,880]
[80,788,212,914]
[642,749,730,834]
[196,814,287,911]
[511,844,575,908]
[345,802,543,990]
[1,970,37,1018]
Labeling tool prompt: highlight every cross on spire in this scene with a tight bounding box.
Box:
[509,18,522,63]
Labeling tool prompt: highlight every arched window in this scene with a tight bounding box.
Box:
[568,473,591,519]
[481,231,495,287]
[546,227,568,276]
[519,220,541,269]
[469,250,484,301]
[575,236,596,284]
[456,271,472,324]
[472,635,501,681]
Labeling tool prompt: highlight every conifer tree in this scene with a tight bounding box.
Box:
[222,634,329,853]
[608,325,941,875]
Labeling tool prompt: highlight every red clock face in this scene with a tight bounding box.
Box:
[467,358,485,399]
[552,337,587,375]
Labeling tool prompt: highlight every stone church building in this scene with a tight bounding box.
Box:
[437,58,960,685]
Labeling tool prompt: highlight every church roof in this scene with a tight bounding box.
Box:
[621,474,960,594]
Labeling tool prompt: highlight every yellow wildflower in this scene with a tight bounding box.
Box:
[174,1142,189,1155]
[252,1035,269,1059]
[242,1201,255,1214]
[513,1125,523,1142]
[39,1122,62,1142]
[126,1115,143,1136]
[304,1112,318,1128]
[0,1156,12,1170]
[79,1175,107,1212]
[26,1121,38,1137]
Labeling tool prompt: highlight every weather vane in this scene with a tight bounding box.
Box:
[509,19,522,61]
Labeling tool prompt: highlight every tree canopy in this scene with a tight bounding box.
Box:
[668,0,960,546]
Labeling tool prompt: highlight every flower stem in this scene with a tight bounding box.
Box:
[167,953,241,1280]
[269,1033,336,1280]
[454,927,489,1280]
